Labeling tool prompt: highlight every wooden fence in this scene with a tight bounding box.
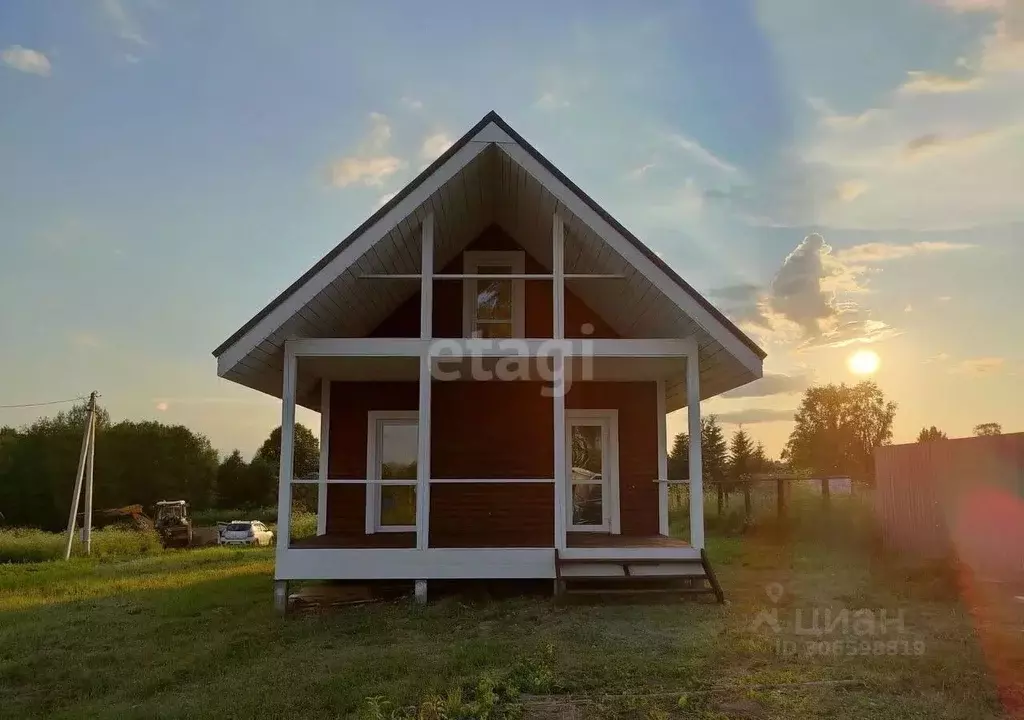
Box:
[874,433,1024,582]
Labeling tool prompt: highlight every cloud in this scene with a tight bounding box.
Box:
[2,46,51,76]
[366,112,392,151]
[668,133,739,174]
[400,96,423,110]
[834,240,976,263]
[721,372,813,399]
[769,234,847,337]
[924,352,950,363]
[102,0,147,45]
[836,180,868,202]
[329,113,404,188]
[420,133,453,162]
[719,233,904,350]
[330,157,403,188]
[940,0,1007,12]
[716,408,794,425]
[798,319,901,350]
[535,91,570,110]
[376,191,397,208]
[707,283,773,330]
[904,304,914,313]
[801,0,1024,230]
[954,357,1005,374]
[69,332,101,349]
[899,71,984,94]
[155,402,168,412]
[627,162,656,180]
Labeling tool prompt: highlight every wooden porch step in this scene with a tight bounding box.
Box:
[554,548,725,603]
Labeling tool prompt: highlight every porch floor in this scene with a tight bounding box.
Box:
[289,532,688,549]
[566,533,690,548]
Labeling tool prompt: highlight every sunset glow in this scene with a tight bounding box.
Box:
[848,350,881,375]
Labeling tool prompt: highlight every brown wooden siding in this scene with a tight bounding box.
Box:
[370,225,618,339]
[325,379,659,544]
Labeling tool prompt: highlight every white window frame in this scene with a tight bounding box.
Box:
[462,250,526,338]
[364,410,419,534]
[565,409,620,534]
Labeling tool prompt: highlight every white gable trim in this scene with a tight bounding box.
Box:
[216,130,498,377]
[493,138,763,376]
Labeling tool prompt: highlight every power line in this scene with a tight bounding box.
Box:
[0,396,88,410]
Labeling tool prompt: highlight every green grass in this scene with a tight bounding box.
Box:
[0,527,164,564]
[1,536,1020,719]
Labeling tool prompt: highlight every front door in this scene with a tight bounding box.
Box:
[565,410,619,533]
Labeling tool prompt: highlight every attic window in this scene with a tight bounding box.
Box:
[462,251,525,338]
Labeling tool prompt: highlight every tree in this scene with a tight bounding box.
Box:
[252,425,319,480]
[701,416,728,487]
[728,429,756,484]
[216,450,250,509]
[0,403,219,530]
[667,432,689,480]
[917,426,947,442]
[251,425,320,510]
[782,381,896,483]
[973,422,1002,437]
[753,441,770,474]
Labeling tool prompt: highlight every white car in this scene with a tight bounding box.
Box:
[219,520,274,547]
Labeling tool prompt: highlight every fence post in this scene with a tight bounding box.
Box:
[743,479,752,523]
[821,477,831,511]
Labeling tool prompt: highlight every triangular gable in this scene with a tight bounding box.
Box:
[214,111,764,403]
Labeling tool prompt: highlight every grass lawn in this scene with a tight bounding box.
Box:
[1,537,1022,719]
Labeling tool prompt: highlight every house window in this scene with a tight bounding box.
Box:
[462,251,525,338]
[366,411,418,532]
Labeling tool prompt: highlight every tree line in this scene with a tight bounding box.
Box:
[669,380,898,486]
[2,380,1006,530]
[0,401,319,531]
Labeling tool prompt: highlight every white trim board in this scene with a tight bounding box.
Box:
[276,548,557,581]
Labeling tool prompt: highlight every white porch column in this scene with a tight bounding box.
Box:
[552,214,565,339]
[552,353,567,551]
[686,352,704,550]
[657,379,669,536]
[421,213,434,340]
[552,214,567,551]
[276,344,297,566]
[317,378,331,536]
[416,214,433,552]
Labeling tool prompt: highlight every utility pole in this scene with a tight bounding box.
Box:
[63,392,98,561]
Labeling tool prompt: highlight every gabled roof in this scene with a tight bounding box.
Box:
[213,111,764,361]
[213,111,765,409]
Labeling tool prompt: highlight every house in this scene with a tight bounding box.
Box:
[213,111,765,609]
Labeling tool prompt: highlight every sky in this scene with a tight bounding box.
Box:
[1,0,1021,459]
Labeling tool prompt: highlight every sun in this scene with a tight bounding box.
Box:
[848,349,881,375]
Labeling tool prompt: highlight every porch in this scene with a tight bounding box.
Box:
[289,532,691,550]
